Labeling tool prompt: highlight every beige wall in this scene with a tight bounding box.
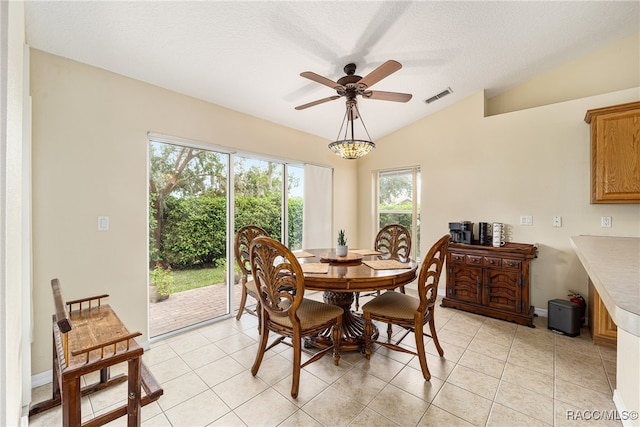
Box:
[487,32,640,115]
[29,49,358,375]
[356,39,640,310]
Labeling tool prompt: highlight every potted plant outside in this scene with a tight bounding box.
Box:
[336,229,348,257]
[149,263,174,303]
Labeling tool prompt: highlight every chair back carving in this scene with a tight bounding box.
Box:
[417,234,450,313]
[375,224,412,260]
[235,225,270,284]
[250,236,304,324]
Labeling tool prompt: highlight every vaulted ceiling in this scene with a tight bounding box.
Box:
[25,1,639,141]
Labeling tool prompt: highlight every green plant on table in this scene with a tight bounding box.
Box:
[337,229,347,246]
[150,263,174,296]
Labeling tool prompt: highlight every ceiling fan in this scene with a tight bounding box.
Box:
[295,60,412,111]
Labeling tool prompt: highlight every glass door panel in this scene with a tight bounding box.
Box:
[148,140,229,337]
[233,156,284,238]
[232,156,285,314]
[287,165,304,251]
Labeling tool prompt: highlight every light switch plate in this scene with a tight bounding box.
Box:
[553,216,562,227]
[601,216,612,228]
[98,216,109,231]
[519,215,533,226]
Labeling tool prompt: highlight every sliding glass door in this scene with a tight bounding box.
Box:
[148,137,309,337]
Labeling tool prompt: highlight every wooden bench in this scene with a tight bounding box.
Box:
[29,279,163,427]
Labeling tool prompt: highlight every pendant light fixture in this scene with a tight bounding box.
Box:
[328,100,375,160]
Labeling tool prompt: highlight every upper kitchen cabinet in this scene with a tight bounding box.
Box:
[584,101,640,203]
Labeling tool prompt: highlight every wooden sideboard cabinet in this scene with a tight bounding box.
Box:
[584,101,640,204]
[442,242,537,327]
[588,280,617,348]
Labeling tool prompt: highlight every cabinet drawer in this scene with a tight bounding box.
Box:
[450,253,466,263]
[502,258,522,270]
[466,255,483,266]
[483,257,501,268]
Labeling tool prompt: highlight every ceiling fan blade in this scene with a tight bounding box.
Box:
[300,71,343,90]
[363,90,412,102]
[295,95,341,110]
[357,60,402,89]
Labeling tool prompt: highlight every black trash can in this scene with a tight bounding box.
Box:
[548,299,581,337]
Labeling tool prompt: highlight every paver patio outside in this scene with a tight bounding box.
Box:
[149,282,254,337]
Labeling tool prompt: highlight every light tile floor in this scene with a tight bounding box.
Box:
[30,291,620,427]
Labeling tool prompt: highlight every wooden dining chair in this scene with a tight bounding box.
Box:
[362,234,450,380]
[234,225,270,320]
[249,236,343,398]
[355,223,412,310]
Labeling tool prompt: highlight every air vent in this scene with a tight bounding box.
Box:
[425,87,453,104]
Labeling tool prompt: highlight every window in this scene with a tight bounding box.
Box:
[375,167,421,257]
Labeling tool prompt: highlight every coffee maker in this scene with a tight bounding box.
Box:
[449,221,473,244]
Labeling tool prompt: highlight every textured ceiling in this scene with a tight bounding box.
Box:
[25,1,639,141]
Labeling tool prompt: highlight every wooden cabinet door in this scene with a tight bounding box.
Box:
[483,268,521,313]
[589,281,617,348]
[585,101,640,203]
[595,296,618,340]
[447,264,482,304]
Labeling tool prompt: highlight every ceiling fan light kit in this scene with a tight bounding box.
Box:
[296,60,412,160]
[328,100,375,160]
[328,139,375,159]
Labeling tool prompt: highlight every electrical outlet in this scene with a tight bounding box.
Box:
[601,216,612,228]
[519,215,533,226]
[553,216,562,227]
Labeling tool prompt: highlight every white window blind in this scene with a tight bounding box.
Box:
[302,164,333,249]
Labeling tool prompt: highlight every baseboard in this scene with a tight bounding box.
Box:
[613,389,637,427]
[535,307,548,317]
[31,370,52,388]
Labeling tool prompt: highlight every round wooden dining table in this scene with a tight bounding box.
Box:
[297,248,419,351]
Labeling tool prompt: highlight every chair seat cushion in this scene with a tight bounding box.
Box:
[245,278,257,294]
[271,299,343,330]
[362,291,418,321]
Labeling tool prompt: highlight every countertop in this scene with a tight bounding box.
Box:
[570,235,640,337]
